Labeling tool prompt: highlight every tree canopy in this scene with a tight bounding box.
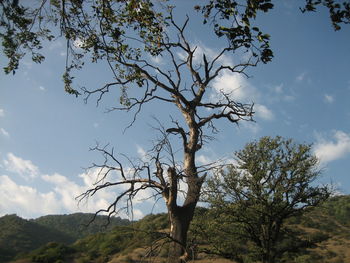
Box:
[199,136,331,263]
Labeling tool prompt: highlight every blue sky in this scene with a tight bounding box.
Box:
[1,1,350,219]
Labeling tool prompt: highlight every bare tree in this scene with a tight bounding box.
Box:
[76,11,256,261]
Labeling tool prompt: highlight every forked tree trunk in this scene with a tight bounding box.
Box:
[165,164,203,263]
[165,107,204,263]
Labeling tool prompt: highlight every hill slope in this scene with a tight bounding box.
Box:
[33,213,129,240]
[0,214,73,262]
[0,213,130,263]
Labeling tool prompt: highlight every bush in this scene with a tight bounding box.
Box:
[309,231,330,243]
[30,242,75,263]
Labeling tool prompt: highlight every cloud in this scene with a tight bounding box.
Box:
[149,55,163,64]
[239,121,261,134]
[177,43,273,124]
[39,86,46,91]
[212,71,255,101]
[0,175,60,218]
[314,130,350,164]
[268,84,295,102]
[211,71,273,123]
[0,128,9,137]
[4,153,39,178]
[42,171,114,215]
[0,154,149,219]
[254,104,274,121]
[0,109,4,117]
[295,71,312,84]
[324,94,334,104]
[296,72,307,82]
[273,84,283,94]
[136,145,147,161]
[197,154,213,166]
[192,44,232,65]
[177,43,232,67]
[73,38,84,48]
[48,40,64,50]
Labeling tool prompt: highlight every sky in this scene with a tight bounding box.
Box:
[1,1,350,220]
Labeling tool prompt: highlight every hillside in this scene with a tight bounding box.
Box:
[5,195,350,263]
[32,213,129,240]
[0,214,73,262]
[0,213,129,263]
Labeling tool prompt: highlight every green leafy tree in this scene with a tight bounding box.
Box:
[1,1,348,262]
[201,136,331,263]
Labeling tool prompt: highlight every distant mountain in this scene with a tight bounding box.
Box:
[0,214,72,262]
[32,213,129,240]
[0,213,130,263]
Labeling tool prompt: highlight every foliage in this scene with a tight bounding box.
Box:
[33,213,129,240]
[30,242,76,263]
[73,213,169,261]
[0,214,73,262]
[0,213,129,263]
[200,136,331,263]
[322,195,350,226]
[1,0,349,79]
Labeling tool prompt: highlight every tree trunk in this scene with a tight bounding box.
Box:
[168,206,193,263]
[165,165,203,263]
[165,108,203,263]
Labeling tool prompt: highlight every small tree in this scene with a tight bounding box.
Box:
[201,136,331,263]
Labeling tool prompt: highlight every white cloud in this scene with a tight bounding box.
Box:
[254,104,274,121]
[136,145,148,162]
[324,94,334,104]
[48,40,64,50]
[0,128,9,137]
[296,72,306,82]
[0,109,4,117]
[39,86,46,91]
[42,172,114,214]
[197,154,212,166]
[212,71,255,101]
[22,60,33,70]
[238,121,261,134]
[267,83,296,103]
[0,175,60,218]
[273,84,283,94]
[73,38,84,48]
[177,43,232,67]
[314,130,350,164]
[192,44,231,65]
[4,153,39,178]
[149,55,163,64]
[211,71,275,123]
[0,154,148,219]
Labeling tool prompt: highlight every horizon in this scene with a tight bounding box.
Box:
[1,0,350,220]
